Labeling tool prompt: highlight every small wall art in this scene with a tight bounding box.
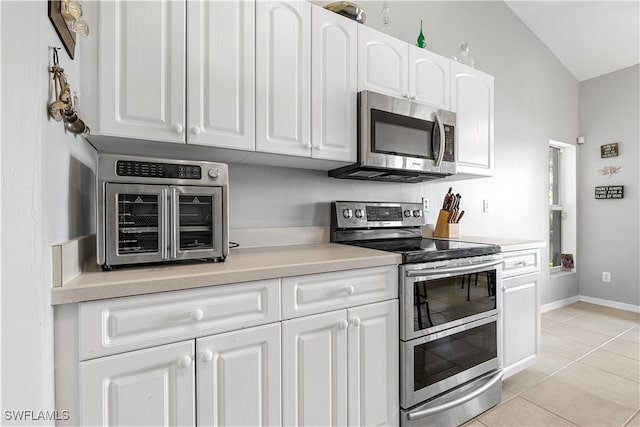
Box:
[49,0,76,59]
[600,142,619,158]
[595,185,624,199]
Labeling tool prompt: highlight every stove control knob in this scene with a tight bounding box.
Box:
[355,209,364,219]
[413,210,423,218]
[208,168,221,179]
[404,210,412,218]
[342,209,353,219]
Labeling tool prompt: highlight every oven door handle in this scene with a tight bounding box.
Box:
[406,259,502,277]
[406,370,504,421]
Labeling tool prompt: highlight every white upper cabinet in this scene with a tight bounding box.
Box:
[97,0,186,143]
[311,6,357,162]
[358,24,408,98]
[256,1,312,157]
[451,61,495,176]
[186,0,255,150]
[409,46,451,110]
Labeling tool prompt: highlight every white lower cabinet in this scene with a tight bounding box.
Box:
[197,323,281,426]
[282,300,399,426]
[79,341,196,426]
[65,267,399,426]
[500,249,541,378]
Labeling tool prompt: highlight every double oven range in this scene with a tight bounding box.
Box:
[331,201,503,426]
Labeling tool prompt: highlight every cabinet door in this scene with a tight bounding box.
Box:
[347,300,399,427]
[197,323,281,426]
[186,1,255,150]
[409,46,451,109]
[282,310,348,426]
[98,0,185,143]
[79,341,195,426]
[451,62,494,176]
[311,6,357,162]
[256,1,311,157]
[358,24,408,98]
[502,277,539,378]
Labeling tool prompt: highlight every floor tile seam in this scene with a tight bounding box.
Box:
[574,358,640,385]
[541,327,613,348]
[555,319,634,337]
[516,393,580,426]
[623,409,640,427]
[568,324,639,366]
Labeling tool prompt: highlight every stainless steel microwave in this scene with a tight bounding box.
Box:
[96,154,229,270]
[329,90,456,183]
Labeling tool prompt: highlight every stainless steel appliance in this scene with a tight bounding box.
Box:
[331,201,503,426]
[97,154,229,270]
[328,91,456,183]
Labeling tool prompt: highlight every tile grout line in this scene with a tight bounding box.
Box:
[622,409,639,427]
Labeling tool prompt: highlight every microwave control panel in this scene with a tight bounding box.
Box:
[116,160,202,180]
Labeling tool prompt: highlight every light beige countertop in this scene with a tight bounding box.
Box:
[51,243,401,305]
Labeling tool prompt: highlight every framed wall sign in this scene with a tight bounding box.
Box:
[48,0,76,59]
[595,185,624,199]
[600,143,619,158]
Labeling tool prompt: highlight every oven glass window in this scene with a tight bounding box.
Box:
[371,109,435,159]
[117,193,160,254]
[414,322,497,391]
[178,195,213,251]
[414,272,497,332]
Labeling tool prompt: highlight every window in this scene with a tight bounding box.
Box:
[549,147,562,267]
[548,141,576,273]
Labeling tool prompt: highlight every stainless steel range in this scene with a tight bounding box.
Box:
[331,201,503,426]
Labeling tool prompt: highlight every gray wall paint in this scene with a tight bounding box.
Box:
[578,64,640,306]
[231,1,580,305]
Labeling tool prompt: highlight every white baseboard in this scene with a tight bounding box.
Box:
[579,295,640,313]
[541,294,640,314]
[541,296,580,313]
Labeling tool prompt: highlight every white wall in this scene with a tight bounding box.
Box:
[0,1,96,421]
[578,64,640,306]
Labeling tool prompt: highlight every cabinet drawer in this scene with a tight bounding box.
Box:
[281,266,397,319]
[502,249,540,279]
[79,280,280,360]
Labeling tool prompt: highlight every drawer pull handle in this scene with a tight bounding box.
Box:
[200,351,213,363]
[345,286,355,295]
[191,309,204,321]
[338,320,349,330]
[352,318,361,327]
[178,355,192,369]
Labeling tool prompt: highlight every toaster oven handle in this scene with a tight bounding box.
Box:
[434,112,446,167]
[406,370,503,421]
[170,187,178,259]
[406,259,502,277]
[161,187,169,260]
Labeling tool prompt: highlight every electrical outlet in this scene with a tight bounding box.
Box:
[423,198,430,212]
[483,200,490,213]
[602,272,611,283]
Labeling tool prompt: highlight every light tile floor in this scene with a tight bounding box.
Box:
[465,302,640,427]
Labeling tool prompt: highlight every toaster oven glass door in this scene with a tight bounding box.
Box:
[106,183,168,264]
[171,186,223,260]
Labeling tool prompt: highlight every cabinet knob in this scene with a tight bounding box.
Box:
[338,320,349,330]
[345,285,355,295]
[189,126,201,135]
[172,123,184,134]
[501,286,507,292]
[302,141,311,149]
[200,351,213,363]
[178,355,192,368]
[351,317,361,327]
[191,309,204,321]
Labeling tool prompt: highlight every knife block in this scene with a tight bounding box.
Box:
[433,209,460,238]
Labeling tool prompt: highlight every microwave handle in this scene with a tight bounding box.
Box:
[434,113,446,167]
[161,187,169,260]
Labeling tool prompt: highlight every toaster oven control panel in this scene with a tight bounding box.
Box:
[116,160,202,180]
